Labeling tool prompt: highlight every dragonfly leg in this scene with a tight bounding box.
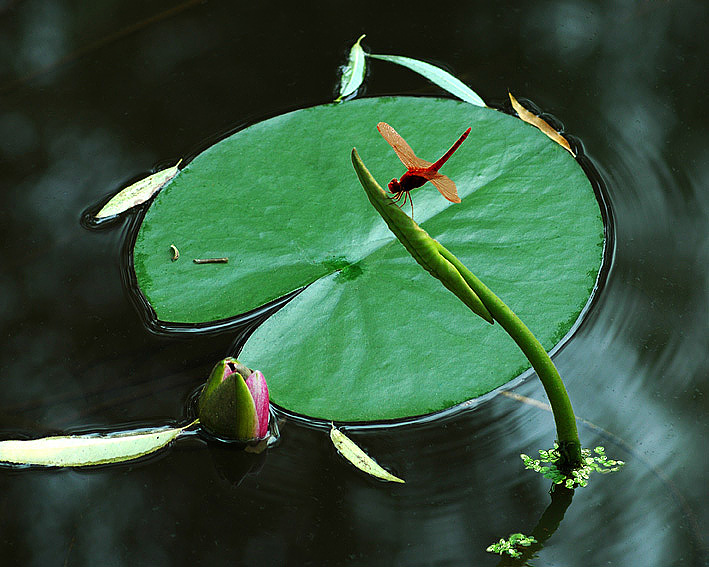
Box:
[388,191,414,219]
[401,191,413,219]
[388,192,404,205]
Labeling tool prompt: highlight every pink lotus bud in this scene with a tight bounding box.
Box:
[198,358,269,442]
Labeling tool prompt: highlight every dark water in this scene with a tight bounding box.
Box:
[1,2,707,566]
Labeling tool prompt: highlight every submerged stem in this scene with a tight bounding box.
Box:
[352,148,582,470]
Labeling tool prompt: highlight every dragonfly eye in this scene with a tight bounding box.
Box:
[388,179,401,194]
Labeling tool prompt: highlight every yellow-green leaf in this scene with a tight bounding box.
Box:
[0,421,195,467]
[368,53,485,107]
[330,425,405,483]
[96,160,181,218]
[509,92,574,156]
[335,34,367,102]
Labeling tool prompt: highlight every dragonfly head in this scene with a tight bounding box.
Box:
[387,178,403,195]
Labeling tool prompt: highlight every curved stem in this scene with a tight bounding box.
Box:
[352,148,582,470]
[435,243,582,469]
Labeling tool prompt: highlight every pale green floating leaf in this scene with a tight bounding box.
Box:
[96,160,181,218]
[336,34,367,102]
[330,425,405,483]
[368,54,485,107]
[0,421,195,467]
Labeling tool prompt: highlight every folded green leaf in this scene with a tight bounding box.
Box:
[330,425,404,483]
[368,54,485,107]
[351,148,493,324]
[0,421,195,467]
[336,34,367,102]
[96,160,181,218]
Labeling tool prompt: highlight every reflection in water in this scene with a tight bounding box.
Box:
[0,1,707,566]
[492,485,574,566]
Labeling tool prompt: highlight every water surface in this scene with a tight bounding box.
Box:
[0,2,707,566]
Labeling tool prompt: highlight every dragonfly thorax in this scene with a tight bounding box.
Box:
[395,172,429,193]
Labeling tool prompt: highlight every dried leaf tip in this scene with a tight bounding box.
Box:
[508,92,575,156]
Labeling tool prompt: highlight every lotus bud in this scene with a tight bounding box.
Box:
[198,357,269,442]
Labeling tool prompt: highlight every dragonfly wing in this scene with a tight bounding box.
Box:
[429,172,461,203]
[377,122,431,169]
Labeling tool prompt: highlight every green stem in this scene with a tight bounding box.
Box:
[351,148,582,470]
[435,243,582,469]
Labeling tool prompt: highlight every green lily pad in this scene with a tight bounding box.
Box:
[133,96,604,422]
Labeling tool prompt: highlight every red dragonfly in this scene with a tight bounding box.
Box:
[377,122,471,218]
